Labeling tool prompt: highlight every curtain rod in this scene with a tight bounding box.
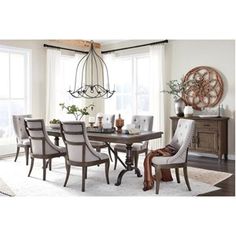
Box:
[43,39,168,54]
[43,44,86,54]
[101,40,168,53]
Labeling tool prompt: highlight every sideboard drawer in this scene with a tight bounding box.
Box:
[196,120,218,130]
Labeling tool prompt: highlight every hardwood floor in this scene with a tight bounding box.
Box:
[188,155,235,196]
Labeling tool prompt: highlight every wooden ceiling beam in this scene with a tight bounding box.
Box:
[50,40,101,50]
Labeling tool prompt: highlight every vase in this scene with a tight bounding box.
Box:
[174,98,185,117]
[184,105,193,117]
[115,114,124,133]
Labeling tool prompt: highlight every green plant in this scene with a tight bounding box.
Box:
[162,79,188,100]
[49,119,60,124]
[59,103,94,121]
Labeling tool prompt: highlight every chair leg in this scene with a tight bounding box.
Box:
[64,162,71,187]
[28,157,34,177]
[14,146,20,162]
[85,166,87,179]
[175,168,180,183]
[155,166,162,194]
[105,160,110,184]
[49,159,52,171]
[82,166,86,192]
[114,150,118,170]
[108,146,113,162]
[43,159,47,181]
[183,166,191,191]
[134,152,139,169]
[24,146,29,166]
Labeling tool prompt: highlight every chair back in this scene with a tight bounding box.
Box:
[60,121,102,163]
[25,119,60,156]
[169,119,195,163]
[12,114,32,141]
[131,115,153,132]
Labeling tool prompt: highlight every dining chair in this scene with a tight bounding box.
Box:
[152,119,195,194]
[12,114,32,165]
[60,121,110,192]
[113,115,154,170]
[25,119,66,181]
[90,114,115,161]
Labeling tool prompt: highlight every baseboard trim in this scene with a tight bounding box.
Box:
[189,152,235,161]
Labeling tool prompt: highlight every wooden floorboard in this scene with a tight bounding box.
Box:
[188,155,235,196]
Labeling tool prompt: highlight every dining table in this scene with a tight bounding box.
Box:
[47,127,163,186]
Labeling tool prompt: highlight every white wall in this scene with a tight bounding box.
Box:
[166,40,235,159]
[0,40,46,118]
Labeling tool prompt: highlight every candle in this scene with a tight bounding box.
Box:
[89,117,95,123]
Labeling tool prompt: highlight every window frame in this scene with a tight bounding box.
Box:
[105,50,150,120]
[0,44,31,154]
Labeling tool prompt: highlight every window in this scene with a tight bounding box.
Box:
[0,46,31,155]
[46,50,86,122]
[104,51,150,122]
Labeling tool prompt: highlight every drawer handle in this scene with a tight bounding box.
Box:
[203,124,210,127]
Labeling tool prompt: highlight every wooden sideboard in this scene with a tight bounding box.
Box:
[170,116,229,161]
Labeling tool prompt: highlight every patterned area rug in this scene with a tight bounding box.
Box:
[0,178,15,197]
[0,156,232,197]
[178,167,232,186]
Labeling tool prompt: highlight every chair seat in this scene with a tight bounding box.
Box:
[151,156,172,165]
[152,155,185,165]
[114,143,144,152]
[90,141,107,149]
[18,139,30,146]
[98,152,109,160]
[57,146,66,154]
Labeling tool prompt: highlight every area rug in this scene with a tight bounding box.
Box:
[178,167,232,186]
[0,156,232,197]
[0,178,15,197]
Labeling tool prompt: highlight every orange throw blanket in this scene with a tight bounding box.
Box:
[143,144,177,191]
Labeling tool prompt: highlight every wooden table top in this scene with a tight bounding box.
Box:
[47,127,163,145]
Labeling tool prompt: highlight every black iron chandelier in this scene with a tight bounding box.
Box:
[68,41,115,99]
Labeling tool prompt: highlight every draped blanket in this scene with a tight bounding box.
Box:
[143,144,178,191]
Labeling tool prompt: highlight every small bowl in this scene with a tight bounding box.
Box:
[49,123,60,129]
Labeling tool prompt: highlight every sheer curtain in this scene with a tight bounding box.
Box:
[104,45,166,149]
[46,49,61,123]
[46,49,85,123]
[103,52,120,116]
[149,44,166,149]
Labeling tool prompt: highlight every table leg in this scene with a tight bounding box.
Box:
[105,142,126,169]
[115,143,142,186]
[54,136,59,146]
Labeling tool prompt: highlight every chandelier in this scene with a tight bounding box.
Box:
[68,41,115,99]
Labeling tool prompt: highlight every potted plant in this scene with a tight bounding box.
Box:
[49,119,60,129]
[59,103,94,121]
[162,79,188,117]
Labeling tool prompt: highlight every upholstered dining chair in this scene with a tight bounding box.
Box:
[114,115,154,170]
[12,114,32,165]
[152,119,195,194]
[25,119,66,181]
[60,121,110,192]
[90,114,115,161]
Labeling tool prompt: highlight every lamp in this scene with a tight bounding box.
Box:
[68,40,115,99]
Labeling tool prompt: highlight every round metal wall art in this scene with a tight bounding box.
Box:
[182,66,224,110]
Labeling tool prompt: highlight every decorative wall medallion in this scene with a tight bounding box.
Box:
[183,66,224,110]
